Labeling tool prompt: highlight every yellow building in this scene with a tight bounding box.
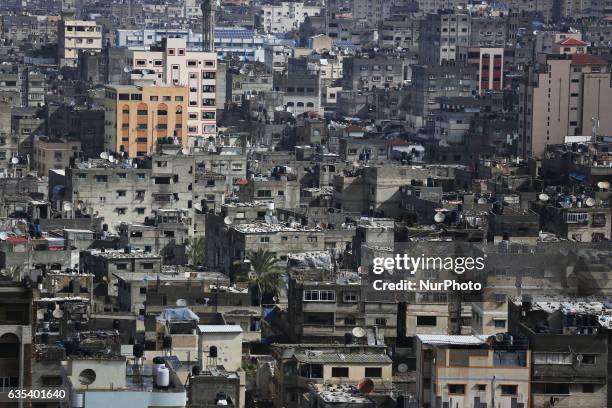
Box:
[104,85,189,157]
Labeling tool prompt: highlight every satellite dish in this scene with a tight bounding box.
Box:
[495,333,504,342]
[176,299,188,307]
[108,156,115,163]
[11,157,19,165]
[123,66,131,73]
[597,181,610,190]
[576,354,583,362]
[223,216,233,225]
[539,193,549,202]
[586,197,596,207]
[0,232,8,240]
[357,378,375,394]
[434,212,446,223]
[181,148,190,155]
[397,363,408,373]
[100,152,109,160]
[477,197,487,204]
[352,327,366,338]
[52,304,64,319]
[78,369,96,385]
[63,202,73,212]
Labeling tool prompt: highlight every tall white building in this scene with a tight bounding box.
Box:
[261,2,321,34]
[130,37,218,146]
[58,19,102,67]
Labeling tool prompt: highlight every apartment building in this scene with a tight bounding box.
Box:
[32,136,81,176]
[260,2,321,34]
[130,37,218,146]
[418,12,471,65]
[415,334,530,408]
[457,47,504,93]
[104,84,189,156]
[342,54,406,91]
[57,19,102,68]
[518,53,612,158]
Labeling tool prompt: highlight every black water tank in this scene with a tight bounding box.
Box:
[192,366,201,376]
[113,319,120,330]
[153,356,165,365]
[344,332,354,345]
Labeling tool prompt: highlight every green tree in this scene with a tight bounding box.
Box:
[186,236,205,266]
[238,248,283,307]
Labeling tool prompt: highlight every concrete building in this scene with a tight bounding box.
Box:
[457,47,504,94]
[419,12,471,65]
[104,85,189,156]
[260,2,321,34]
[58,19,102,68]
[130,37,218,145]
[415,334,530,408]
[518,53,612,158]
[342,54,406,91]
[32,136,81,177]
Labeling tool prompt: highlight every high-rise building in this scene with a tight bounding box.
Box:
[130,37,217,146]
[104,84,189,156]
[418,12,471,65]
[519,53,612,158]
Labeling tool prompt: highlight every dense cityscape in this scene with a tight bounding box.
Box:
[0,0,612,407]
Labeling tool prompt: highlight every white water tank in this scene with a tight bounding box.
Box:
[267,202,275,211]
[152,356,165,382]
[156,366,170,388]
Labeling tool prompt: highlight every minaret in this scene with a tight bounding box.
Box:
[201,0,215,52]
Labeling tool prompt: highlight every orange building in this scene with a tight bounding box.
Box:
[104,85,188,157]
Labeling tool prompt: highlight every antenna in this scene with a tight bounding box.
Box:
[63,202,73,212]
[223,216,233,225]
[10,157,19,165]
[477,197,487,204]
[434,212,446,223]
[597,181,610,190]
[176,299,188,307]
[538,193,549,202]
[397,363,408,373]
[0,232,8,240]
[100,152,109,160]
[586,197,596,207]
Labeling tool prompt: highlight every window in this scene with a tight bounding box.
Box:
[257,190,272,198]
[142,263,154,270]
[139,287,147,294]
[117,208,126,215]
[365,367,382,378]
[344,317,356,325]
[476,384,486,391]
[260,237,270,243]
[448,384,465,394]
[534,383,570,395]
[417,316,437,326]
[494,319,506,328]
[501,385,517,395]
[581,354,596,364]
[343,292,358,302]
[583,384,595,393]
[533,353,572,365]
[116,190,126,197]
[117,173,126,179]
[116,263,127,270]
[95,175,108,183]
[375,318,387,326]
[331,367,349,377]
[303,290,336,302]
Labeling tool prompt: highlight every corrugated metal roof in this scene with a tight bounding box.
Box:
[198,324,242,334]
[416,334,488,346]
[293,352,391,364]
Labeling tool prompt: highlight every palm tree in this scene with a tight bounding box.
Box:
[186,236,205,266]
[238,248,283,308]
